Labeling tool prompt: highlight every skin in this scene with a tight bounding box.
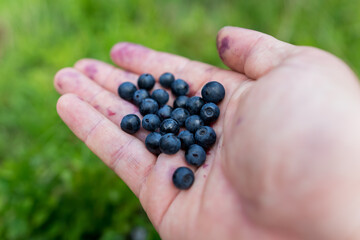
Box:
[54,26,360,240]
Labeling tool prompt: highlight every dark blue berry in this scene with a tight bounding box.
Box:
[185,144,206,167]
[159,72,175,88]
[142,114,161,132]
[151,89,169,106]
[178,130,195,150]
[120,114,140,134]
[118,82,137,101]
[133,89,150,106]
[160,118,180,135]
[186,96,205,115]
[157,105,173,121]
[172,167,194,190]
[145,132,162,155]
[171,79,189,96]
[170,108,190,127]
[195,126,217,149]
[173,96,188,108]
[201,81,225,104]
[199,103,220,123]
[159,133,181,154]
[139,98,159,116]
[138,73,155,90]
[185,115,204,133]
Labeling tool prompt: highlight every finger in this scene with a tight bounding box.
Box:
[216,26,297,79]
[56,93,156,196]
[54,67,148,141]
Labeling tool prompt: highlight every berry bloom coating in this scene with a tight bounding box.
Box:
[142,114,161,132]
[118,82,137,101]
[171,108,190,127]
[160,118,180,135]
[157,105,173,121]
[145,132,162,155]
[173,96,189,109]
[171,79,189,96]
[139,98,159,116]
[201,81,225,104]
[178,130,195,150]
[133,89,150,106]
[195,126,217,149]
[185,115,204,133]
[159,72,175,88]
[120,114,141,134]
[186,96,205,115]
[151,89,169,106]
[159,133,181,154]
[138,73,155,90]
[199,103,220,123]
[172,167,194,190]
[185,144,206,167]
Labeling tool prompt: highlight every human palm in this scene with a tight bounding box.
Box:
[55,27,360,239]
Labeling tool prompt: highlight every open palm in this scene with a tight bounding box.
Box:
[54,27,360,240]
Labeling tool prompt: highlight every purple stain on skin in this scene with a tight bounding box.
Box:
[84,64,97,80]
[236,117,243,126]
[94,105,100,110]
[202,163,208,169]
[57,81,63,89]
[107,108,116,117]
[203,174,207,178]
[218,36,230,60]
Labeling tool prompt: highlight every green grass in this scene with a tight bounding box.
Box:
[0,0,359,239]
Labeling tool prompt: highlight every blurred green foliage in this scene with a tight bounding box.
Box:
[0,0,359,239]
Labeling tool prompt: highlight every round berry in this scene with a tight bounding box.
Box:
[159,72,175,88]
[159,133,181,154]
[157,105,173,121]
[139,98,159,116]
[138,73,155,90]
[118,82,137,101]
[145,132,162,155]
[170,108,190,127]
[133,89,150,106]
[171,79,189,96]
[142,114,161,132]
[185,144,206,167]
[172,167,194,190]
[185,115,204,133]
[201,81,225,104]
[120,114,141,134]
[186,96,205,115]
[178,130,195,150]
[151,89,169,106]
[199,103,220,123]
[160,118,180,135]
[173,96,189,108]
[195,126,217,149]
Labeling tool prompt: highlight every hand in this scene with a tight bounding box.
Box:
[54,27,360,240]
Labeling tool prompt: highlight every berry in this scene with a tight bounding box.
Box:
[195,126,217,149]
[133,89,150,106]
[157,105,173,121]
[159,133,181,154]
[186,96,205,115]
[139,98,159,116]
[201,81,225,104]
[160,118,180,135]
[118,82,137,101]
[185,144,206,167]
[142,114,161,132]
[151,89,169,106]
[170,108,190,127]
[172,167,194,190]
[138,73,155,90]
[171,79,189,96]
[159,72,175,88]
[185,115,204,133]
[145,132,162,155]
[173,96,188,108]
[199,103,220,123]
[178,130,195,150]
[120,114,141,134]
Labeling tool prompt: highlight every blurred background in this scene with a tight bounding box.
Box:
[0,0,359,239]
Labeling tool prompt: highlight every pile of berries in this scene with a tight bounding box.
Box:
[119,73,225,190]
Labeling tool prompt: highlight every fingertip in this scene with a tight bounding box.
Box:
[54,67,80,92]
[56,93,80,117]
[110,42,150,65]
